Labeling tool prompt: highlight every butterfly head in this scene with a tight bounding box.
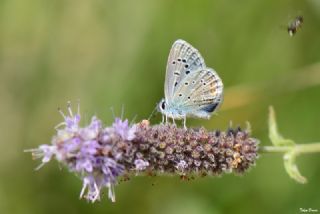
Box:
[157,98,167,114]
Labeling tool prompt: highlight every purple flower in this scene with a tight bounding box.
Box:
[62,137,81,153]
[80,160,93,172]
[25,145,56,170]
[81,140,100,155]
[80,175,101,202]
[79,157,125,202]
[134,159,149,171]
[71,140,101,173]
[112,118,136,140]
[80,117,102,140]
[65,114,80,132]
[175,160,188,173]
[55,102,81,133]
[101,157,125,182]
[27,103,126,202]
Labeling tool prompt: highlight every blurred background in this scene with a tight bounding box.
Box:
[1,0,320,213]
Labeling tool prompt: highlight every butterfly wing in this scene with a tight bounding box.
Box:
[172,68,223,118]
[164,40,206,102]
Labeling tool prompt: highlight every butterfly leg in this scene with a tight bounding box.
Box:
[183,116,187,130]
[172,117,176,126]
[162,115,164,124]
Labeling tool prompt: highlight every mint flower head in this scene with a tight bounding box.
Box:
[27,103,259,203]
[27,103,127,202]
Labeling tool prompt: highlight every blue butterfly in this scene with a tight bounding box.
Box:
[158,39,224,129]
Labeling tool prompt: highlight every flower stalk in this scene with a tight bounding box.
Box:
[260,143,320,154]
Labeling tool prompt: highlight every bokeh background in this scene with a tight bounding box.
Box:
[1,0,320,213]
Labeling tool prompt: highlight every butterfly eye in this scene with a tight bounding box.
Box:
[161,101,166,110]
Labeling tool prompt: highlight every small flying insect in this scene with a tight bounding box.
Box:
[287,16,304,36]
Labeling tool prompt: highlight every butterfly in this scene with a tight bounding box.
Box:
[158,39,223,129]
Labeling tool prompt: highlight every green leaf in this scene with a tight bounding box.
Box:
[268,106,307,184]
[268,106,295,146]
[283,151,307,184]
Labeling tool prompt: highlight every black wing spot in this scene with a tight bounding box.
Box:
[172,61,176,64]
[188,96,191,99]
[185,82,189,85]
[184,64,189,68]
[177,58,182,62]
[202,103,219,113]
[182,59,187,63]
[192,81,196,84]
[174,82,178,87]
[179,94,182,97]
[185,70,190,75]
[203,82,206,85]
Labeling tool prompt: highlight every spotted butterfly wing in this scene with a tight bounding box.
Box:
[172,67,223,118]
[159,39,223,124]
[165,40,206,102]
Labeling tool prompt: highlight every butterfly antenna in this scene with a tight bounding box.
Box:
[147,105,158,121]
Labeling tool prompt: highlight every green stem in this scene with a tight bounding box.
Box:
[259,142,320,154]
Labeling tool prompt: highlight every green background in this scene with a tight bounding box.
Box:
[1,0,320,213]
